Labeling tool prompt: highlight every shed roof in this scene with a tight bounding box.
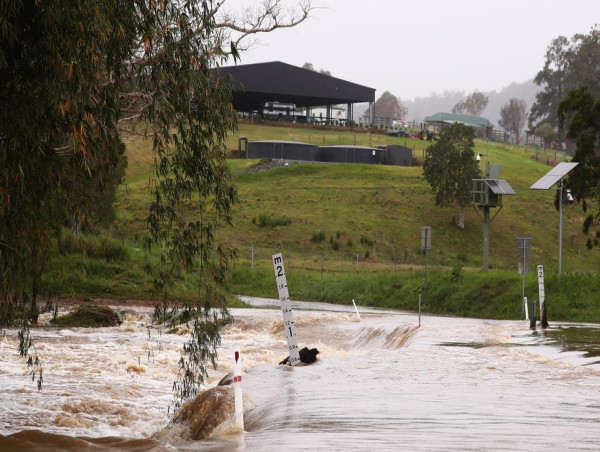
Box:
[424,112,494,129]
[215,61,375,112]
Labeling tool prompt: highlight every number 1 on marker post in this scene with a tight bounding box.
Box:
[272,253,300,366]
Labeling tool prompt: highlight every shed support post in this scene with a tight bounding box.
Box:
[347,103,352,127]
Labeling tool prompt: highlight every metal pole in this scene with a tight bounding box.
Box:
[483,206,490,272]
[418,293,421,327]
[558,181,563,281]
[424,239,428,290]
[530,299,537,329]
[522,239,526,303]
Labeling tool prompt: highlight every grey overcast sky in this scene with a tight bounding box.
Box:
[228,0,600,100]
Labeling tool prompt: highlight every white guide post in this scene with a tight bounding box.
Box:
[233,347,244,430]
[352,299,361,321]
[537,265,546,321]
[272,253,300,365]
[523,296,529,321]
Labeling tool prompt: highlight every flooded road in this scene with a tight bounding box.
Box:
[1,298,599,450]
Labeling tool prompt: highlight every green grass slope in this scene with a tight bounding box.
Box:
[41,122,599,321]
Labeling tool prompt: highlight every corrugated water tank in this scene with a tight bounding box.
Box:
[246,140,320,161]
[319,146,383,164]
[386,145,413,167]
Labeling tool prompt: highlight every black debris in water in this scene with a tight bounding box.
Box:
[279,347,320,365]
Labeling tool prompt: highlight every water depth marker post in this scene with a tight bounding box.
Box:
[272,253,301,366]
[233,347,244,430]
[537,265,548,328]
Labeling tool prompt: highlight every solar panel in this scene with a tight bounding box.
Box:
[486,179,516,195]
[530,162,579,190]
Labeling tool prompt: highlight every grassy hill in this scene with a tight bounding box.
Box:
[42,122,600,321]
[221,122,592,272]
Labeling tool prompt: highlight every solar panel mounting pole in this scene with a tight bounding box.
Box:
[530,162,578,283]
[472,165,515,274]
[558,179,563,280]
[482,156,489,272]
[483,206,490,273]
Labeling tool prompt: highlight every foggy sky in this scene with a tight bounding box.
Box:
[228,0,600,100]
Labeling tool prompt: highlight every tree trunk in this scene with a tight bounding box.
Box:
[458,205,465,229]
[29,241,42,325]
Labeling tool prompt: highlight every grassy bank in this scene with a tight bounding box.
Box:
[231,262,600,322]
[37,122,598,321]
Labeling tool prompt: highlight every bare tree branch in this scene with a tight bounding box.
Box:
[118,0,313,138]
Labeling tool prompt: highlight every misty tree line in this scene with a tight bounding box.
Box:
[369,26,600,149]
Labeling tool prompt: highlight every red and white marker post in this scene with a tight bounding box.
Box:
[234,347,244,430]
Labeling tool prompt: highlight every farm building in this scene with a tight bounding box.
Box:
[215,61,376,124]
[424,112,494,137]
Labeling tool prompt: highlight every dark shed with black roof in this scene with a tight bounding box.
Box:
[215,61,375,115]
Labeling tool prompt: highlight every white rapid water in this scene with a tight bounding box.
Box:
[1,298,599,451]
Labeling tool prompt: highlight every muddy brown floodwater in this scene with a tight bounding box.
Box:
[1,297,599,450]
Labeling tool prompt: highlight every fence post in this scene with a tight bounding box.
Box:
[251,244,254,270]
